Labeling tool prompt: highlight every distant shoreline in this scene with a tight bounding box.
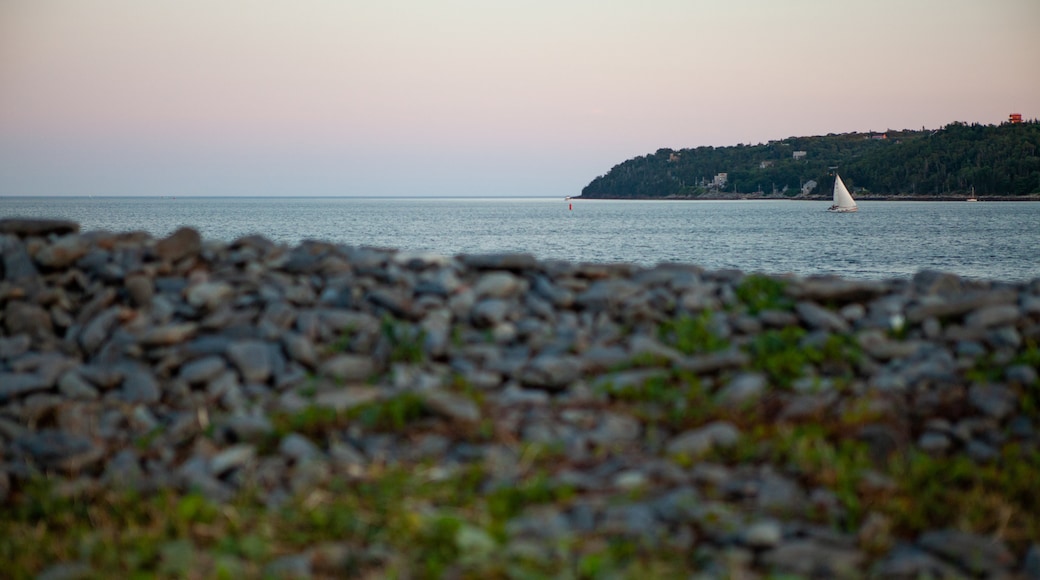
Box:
[575,194,1040,202]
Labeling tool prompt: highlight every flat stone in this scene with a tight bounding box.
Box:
[0,372,52,402]
[13,429,104,471]
[319,354,376,382]
[917,432,951,454]
[588,412,641,446]
[761,539,865,577]
[421,389,481,423]
[968,384,1016,420]
[964,304,1020,329]
[458,253,538,271]
[519,354,582,391]
[741,519,783,548]
[179,355,228,384]
[876,546,971,579]
[717,372,767,408]
[0,334,32,360]
[155,227,201,262]
[667,421,741,457]
[4,301,53,338]
[0,218,79,237]
[280,433,323,463]
[471,298,511,327]
[140,323,199,346]
[120,366,161,404]
[185,282,233,310]
[795,301,850,333]
[676,348,750,374]
[282,332,318,368]
[209,444,256,476]
[35,235,89,269]
[313,386,381,411]
[57,371,100,400]
[918,529,1015,575]
[474,271,525,298]
[227,340,273,384]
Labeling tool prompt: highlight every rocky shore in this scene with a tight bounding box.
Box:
[1,218,1038,579]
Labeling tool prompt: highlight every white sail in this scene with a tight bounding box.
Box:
[829,174,858,212]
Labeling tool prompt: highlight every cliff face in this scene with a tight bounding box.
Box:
[2,218,1039,577]
[583,121,1040,198]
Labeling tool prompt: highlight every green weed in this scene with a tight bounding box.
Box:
[735,274,792,314]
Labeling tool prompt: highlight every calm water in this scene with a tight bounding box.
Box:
[2,197,1039,282]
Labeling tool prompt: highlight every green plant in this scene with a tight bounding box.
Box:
[735,274,792,314]
[658,312,729,355]
[381,316,427,363]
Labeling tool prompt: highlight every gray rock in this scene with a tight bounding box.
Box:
[459,252,538,271]
[0,334,32,360]
[0,372,52,402]
[741,519,783,548]
[871,544,969,580]
[35,562,94,580]
[474,271,525,298]
[263,553,312,579]
[2,238,40,280]
[666,421,741,457]
[222,415,274,442]
[5,301,53,339]
[471,298,511,327]
[227,340,273,384]
[209,444,256,476]
[280,433,323,463]
[313,386,381,411]
[57,371,100,400]
[796,301,851,333]
[155,227,201,262]
[139,323,197,346]
[185,281,233,310]
[422,389,481,423]
[0,218,79,237]
[78,307,120,353]
[120,365,161,404]
[717,372,767,408]
[520,354,582,391]
[966,439,998,462]
[1006,363,1039,386]
[35,234,89,269]
[1023,544,1040,579]
[918,529,1015,575]
[761,539,864,578]
[964,304,1020,329]
[282,332,318,368]
[179,355,228,384]
[319,354,376,382]
[676,348,750,374]
[13,429,104,471]
[968,384,1016,420]
[588,412,641,446]
[506,506,571,539]
[917,432,951,454]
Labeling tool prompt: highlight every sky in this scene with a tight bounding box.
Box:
[1,0,1038,198]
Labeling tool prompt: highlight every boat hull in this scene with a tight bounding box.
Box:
[827,206,858,213]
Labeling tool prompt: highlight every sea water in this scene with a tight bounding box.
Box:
[2,197,1038,282]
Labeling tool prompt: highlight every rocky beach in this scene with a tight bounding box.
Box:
[1,218,1038,579]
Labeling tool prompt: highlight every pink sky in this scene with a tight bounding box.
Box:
[2,0,1038,197]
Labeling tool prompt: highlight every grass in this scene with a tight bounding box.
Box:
[734,274,793,315]
[657,311,729,355]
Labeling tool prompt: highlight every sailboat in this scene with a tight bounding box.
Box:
[827,174,858,213]
[967,186,978,202]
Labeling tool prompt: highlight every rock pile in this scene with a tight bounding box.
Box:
[1,218,1039,578]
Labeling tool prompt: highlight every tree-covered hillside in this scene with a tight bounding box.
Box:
[581,121,1040,198]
